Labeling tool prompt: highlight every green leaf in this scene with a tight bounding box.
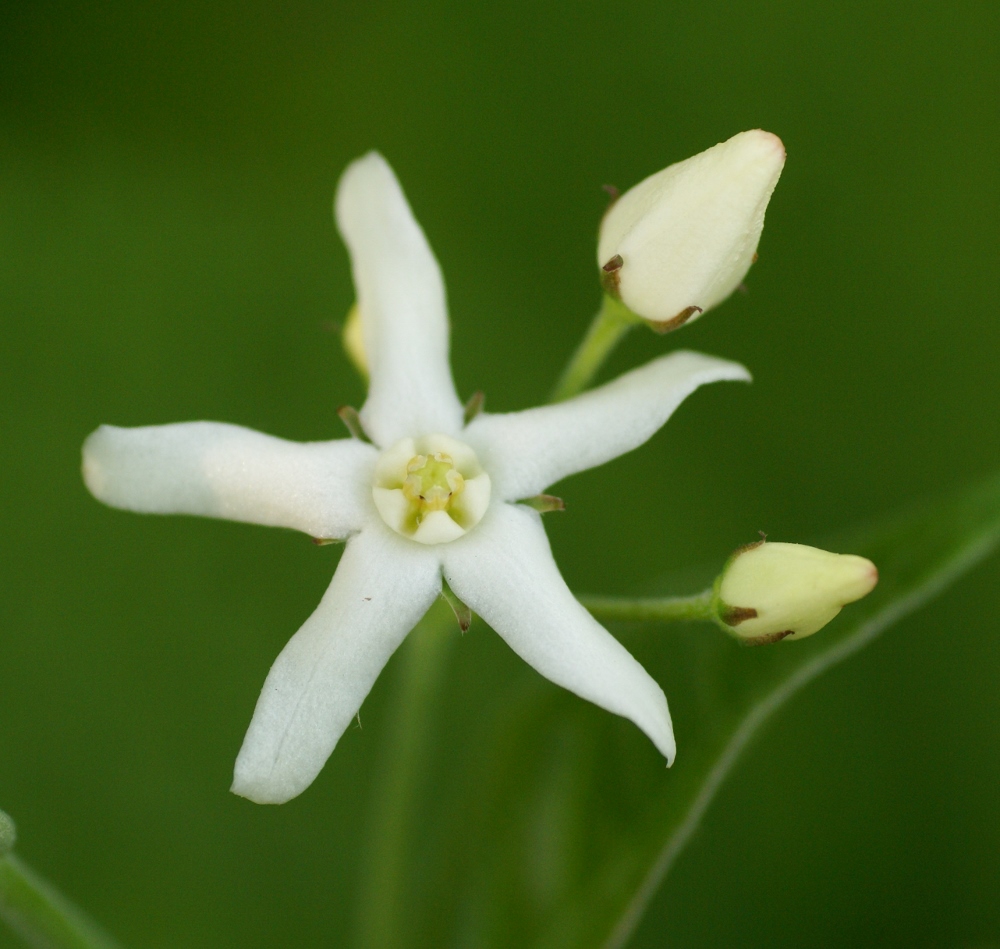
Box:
[391,471,1000,948]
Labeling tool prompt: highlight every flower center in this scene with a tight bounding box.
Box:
[372,434,491,545]
[401,452,465,512]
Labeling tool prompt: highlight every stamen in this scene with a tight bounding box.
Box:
[401,452,466,516]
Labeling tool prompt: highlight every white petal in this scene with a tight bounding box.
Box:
[335,153,464,446]
[232,528,442,803]
[441,503,675,762]
[83,422,376,539]
[463,350,750,500]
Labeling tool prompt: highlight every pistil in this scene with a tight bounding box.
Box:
[401,453,466,516]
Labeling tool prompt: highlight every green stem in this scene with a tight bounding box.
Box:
[581,589,715,624]
[0,848,123,949]
[551,295,639,402]
[354,601,455,949]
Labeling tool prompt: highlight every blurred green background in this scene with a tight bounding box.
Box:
[1,1,997,946]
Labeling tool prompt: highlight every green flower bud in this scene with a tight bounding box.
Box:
[715,541,878,645]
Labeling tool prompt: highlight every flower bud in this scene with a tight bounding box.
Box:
[715,541,878,645]
[597,130,785,331]
[342,303,369,379]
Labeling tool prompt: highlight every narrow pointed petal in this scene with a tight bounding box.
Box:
[232,529,442,803]
[441,503,675,762]
[463,350,750,501]
[83,422,377,539]
[335,153,464,446]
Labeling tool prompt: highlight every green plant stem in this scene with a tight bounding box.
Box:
[581,589,715,624]
[354,601,455,949]
[0,853,123,949]
[551,295,638,402]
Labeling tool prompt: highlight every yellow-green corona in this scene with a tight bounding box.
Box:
[715,541,878,645]
[372,433,491,545]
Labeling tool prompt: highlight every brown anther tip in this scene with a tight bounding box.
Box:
[752,252,759,264]
[733,534,767,558]
[722,606,758,627]
[649,305,702,335]
[602,254,624,273]
[602,184,620,199]
[743,629,795,647]
[337,405,370,442]
[312,537,339,546]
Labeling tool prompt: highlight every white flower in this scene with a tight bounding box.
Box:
[598,130,786,329]
[716,541,879,645]
[82,154,750,804]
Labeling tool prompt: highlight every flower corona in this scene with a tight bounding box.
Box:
[372,434,491,544]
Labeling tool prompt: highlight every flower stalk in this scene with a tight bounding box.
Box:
[0,810,123,949]
[582,589,715,624]
[551,294,639,402]
[354,602,455,949]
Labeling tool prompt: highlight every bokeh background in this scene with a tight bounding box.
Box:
[1,1,997,946]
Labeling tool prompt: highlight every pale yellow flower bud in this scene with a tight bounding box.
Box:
[342,303,368,379]
[716,541,878,645]
[598,130,786,331]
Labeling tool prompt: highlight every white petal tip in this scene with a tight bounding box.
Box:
[654,725,676,767]
[231,745,319,805]
[335,151,396,220]
[670,349,753,386]
[729,364,753,384]
[737,128,786,161]
[343,150,391,180]
[230,769,303,806]
[81,426,113,500]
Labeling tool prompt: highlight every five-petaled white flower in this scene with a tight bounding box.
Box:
[82,154,750,804]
